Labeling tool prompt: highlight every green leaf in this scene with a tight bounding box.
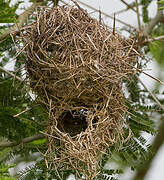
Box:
[158,0,164,10]
[158,0,164,5]
[149,41,164,65]
[0,0,18,23]
[30,138,46,145]
[0,163,16,179]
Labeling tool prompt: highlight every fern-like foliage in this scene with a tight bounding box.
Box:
[0,163,16,180]
[0,0,162,179]
[16,159,76,180]
[158,0,164,10]
[0,0,19,23]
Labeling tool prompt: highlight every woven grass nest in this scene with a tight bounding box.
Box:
[22,3,139,179]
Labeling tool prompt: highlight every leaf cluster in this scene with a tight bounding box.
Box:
[158,0,164,10]
[0,0,20,23]
[140,0,152,23]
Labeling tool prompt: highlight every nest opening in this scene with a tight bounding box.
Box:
[57,110,90,136]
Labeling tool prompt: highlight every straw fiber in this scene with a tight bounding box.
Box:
[22,3,138,179]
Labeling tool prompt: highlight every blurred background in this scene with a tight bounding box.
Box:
[0,0,164,179]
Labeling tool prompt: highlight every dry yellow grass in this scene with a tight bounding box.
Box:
[21,3,139,179]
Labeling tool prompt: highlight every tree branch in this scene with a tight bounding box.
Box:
[138,77,164,111]
[0,66,23,82]
[131,3,164,180]
[0,134,45,148]
[120,0,137,13]
[0,2,40,41]
[145,35,164,43]
[135,0,141,30]
[150,35,164,41]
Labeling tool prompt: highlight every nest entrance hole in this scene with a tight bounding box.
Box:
[57,110,97,136]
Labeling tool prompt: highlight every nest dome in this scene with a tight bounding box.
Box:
[22,3,138,179]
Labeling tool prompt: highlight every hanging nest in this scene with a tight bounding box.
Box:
[22,3,139,179]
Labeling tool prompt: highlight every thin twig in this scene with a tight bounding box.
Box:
[147,35,164,42]
[134,66,164,86]
[0,2,41,41]
[135,0,141,30]
[76,0,136,28]
[0,66,23,82]
[142,71,164,86]
[137,77,164,111]
[61,0,136,29]
[0,134,45,148]
[110,7,131,16]
[112,13,116,35]
[120,0,137,13]
[13,108,32,117]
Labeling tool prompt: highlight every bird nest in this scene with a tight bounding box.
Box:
[22,3,138,179]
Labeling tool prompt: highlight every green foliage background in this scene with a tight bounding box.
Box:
[0,0,164,180]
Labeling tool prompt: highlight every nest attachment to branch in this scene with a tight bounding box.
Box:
[22,3,138,179]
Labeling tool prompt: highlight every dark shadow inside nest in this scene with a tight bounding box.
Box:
[57,110,98,137]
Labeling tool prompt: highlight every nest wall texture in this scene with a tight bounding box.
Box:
[22,4,138,179]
